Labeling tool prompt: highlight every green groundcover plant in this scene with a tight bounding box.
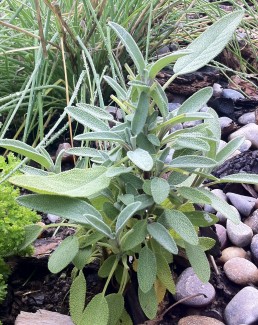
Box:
[1,10,258,324]
[0,154,39,304]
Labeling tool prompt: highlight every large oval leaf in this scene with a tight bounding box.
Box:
[10,167,110,198]
[79,293,109,325]
[151,177,170,204]
[69,271,86,324]
[106,293,124,325]
[138,286,158,320]
[17,194,103,223]
[173,10,244,75]
[0,139,52,169]
[48,236,79,273]
[116,202,142,235]
[169,155,217,168]
[127,148,153,171]
[137,246,157,293]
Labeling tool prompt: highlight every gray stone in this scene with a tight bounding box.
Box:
[238,112,256,125]
[238,139,252,152]
[183,120,202,128]
[168,102,180,112]
[251,234,258,265]
[211,189,227,201]
[223,257,258,285]
[175,267,215,307]
[178,315,225,325]
[219,116,234,132]
[47,213,61,223]
[215,224,228,250]
[224,286,258,325]
[213,83,223,97]
[222,89,245,101]
[226,220,253,247]
[228,123,258,149]
[244,210,258,234]
[219,247,248,264]
[226,192,256,217]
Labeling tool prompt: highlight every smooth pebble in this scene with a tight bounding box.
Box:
[244,209,258,234]
[238,139,252,152]
[226,220,253,247]
[219,246,248,264]
[251,234,258,265]
[222,89,245,101]
[175,267,215,307]
[215,224,228,250]
[226,192,256,217]
[229,123,258,149]
[224,257,258,285]
[178,315,225,325]
[238,112,256,125]
[224,286,258,325]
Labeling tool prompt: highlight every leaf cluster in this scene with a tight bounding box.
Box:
[1,11,257,323]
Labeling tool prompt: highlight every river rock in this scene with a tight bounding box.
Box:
[238,112,256,125]
[224,257,258,285]
[224,286,258,325]
[219,117,235,134]
[211,189,227,201]
[244,210,258,234]
[215,224,228,249]
[228,123,258,149]
[175,267,215,307]
[238,139,252,152]
[226,192,256,217]
[217,205,240,225]
[213,83,223,97]
[222,89,245,101]
[226,220,253,247]
[219,247,248,264]
[178,315,225,325]
[251,234,258,265]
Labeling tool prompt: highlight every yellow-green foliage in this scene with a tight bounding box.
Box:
[0,154,39,257]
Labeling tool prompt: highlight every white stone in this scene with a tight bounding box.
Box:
[238,112,256,125]
[228,123,258,149]
[226,220,253,247]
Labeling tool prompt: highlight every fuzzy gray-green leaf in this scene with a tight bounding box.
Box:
[170,155,217,168]
[127,148,153,171]
[121,219,147,251]
[137,246,157,293]
[163,210,198,245]
[0,139,52,169]
[79,293,109,325]
[177,87,213,114]
[104,76,127,99]
[116,202,142,235]
[174,10,244,75]
[132,92,149,135]
[216,136,245,164]
[106,293,124,325]
[151,177,170,204]
[84,214,114,239]
[69,270,86,324]
[184,242,211,283]
[147,222,178,254]
[74,131,125,144]
[138,286,158,320]
[48,236,79,273]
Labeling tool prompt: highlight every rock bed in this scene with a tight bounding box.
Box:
[165,83,258,325]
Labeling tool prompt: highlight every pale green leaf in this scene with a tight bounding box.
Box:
[184,211,218,227]
[138,286,158,320]
[65,106,110,131]
[150,82,169,118]
[199,237,216,251]
[132,92,149,135]
[69,270,86,324]
[17,194,103,223]
[121,220,147,251]
[10,167,110,198]
[48,236,79,273]
[115,309,133,325]
[156,253,176,294]
[18,224,43,251]
[76,103,114,121]
[106,167,132,177]
[163,210,198,245]
[177,87,213,114]
[108,22,145,74]
[127,148,153,171]
[147,222,178,254]
[137,246,157,293]
[174,136,210,152]
[151,177,170,204]
[116,202,142,234]
[98,255,117,278]
[104,76,127,99]
[128,80,150,92]
[174,10,244,75]
[79,293,109,325]
[106,293,124,325]
[184,242,211,283]
[73,247,92,270]
[66,147,102,158]
[84,214,114,239]
[169,155,217,168]
[216,136,245,164]
[0,139,52,169]
[74,131,125,144]
[219,173,258,185]
[148,50,190,79]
